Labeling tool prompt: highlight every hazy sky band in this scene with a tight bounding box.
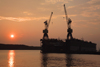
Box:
[0,0,100,50]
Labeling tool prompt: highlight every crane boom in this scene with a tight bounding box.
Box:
[48,12,53,28]
[64,4,68,23]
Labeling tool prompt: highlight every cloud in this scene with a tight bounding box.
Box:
[0,16,49,22]
[81,11,100,17]
[82,5,100,11]
[45,0,73,4]
[40,3,46,5]
[73,18,100,29]
[51,14,77,19]
[67,6,75,9]
[0,13,77,22]
[61,14,77,17]
[67,1,100,18]
[23,12,33,15]
[0,16,31,22]
[87,0,100,4]
[37,7,51,11]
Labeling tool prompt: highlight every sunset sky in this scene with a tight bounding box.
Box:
[0,0,100,50]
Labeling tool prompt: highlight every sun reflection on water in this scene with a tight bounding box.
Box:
[8,50,15,67]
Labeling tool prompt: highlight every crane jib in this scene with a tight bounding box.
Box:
[48,12,53,28]
[64,4,68,23]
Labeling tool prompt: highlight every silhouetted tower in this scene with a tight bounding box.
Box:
[43,12,53,39]
[64,4,73,39]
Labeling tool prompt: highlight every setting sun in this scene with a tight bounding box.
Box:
[10,35,14,38]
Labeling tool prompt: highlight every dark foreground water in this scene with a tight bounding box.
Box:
[0,50,100,67]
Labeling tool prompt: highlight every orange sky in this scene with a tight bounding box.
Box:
[0,0,100,50]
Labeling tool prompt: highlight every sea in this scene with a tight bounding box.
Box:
[0,50,100,67]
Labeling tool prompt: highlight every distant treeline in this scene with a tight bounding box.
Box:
[0,43,41,50]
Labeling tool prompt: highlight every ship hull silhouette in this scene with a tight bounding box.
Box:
[40,4,97,53]
[40,38,96,53]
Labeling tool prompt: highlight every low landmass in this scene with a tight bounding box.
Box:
[0,43,41,50]
[0,43,100,55]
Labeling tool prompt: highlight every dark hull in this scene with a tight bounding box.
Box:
[40,38,96,53]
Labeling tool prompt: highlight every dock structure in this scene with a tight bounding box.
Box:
[40,4,97,53]
[40,38,96,53]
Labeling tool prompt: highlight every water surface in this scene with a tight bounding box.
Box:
[0,50,100,67]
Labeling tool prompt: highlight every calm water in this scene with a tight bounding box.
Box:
[0,50,100,67]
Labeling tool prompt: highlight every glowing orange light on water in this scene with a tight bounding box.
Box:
[8,50,15,67]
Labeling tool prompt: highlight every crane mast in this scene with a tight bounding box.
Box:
[63,4,73,39]
[64,4,68,23]
[43,12,53,39]
[48,12,53,28]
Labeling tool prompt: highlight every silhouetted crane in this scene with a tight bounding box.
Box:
[43,12,53,39]
[64,4,73,39]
